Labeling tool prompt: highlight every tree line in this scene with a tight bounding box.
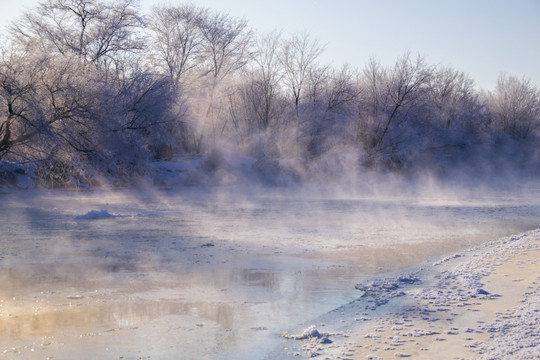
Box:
[1,0,539,186]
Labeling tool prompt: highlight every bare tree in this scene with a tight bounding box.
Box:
[428,67,479,130]
[0,49,43,159]
[381,53,432,143]
[182,10,252,150]
[198,10,252,82]
[11,0,144,68]
[304,65,329,106]
[147,4,207,89]
[238,31,284,131]
[0,46,94,160]
[358,53,433,160]
[323,65,360,113]
[279,33,324,112]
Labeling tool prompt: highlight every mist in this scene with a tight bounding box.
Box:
[2,184,540,358]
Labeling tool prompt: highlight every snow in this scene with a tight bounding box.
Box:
[274,229,540,359]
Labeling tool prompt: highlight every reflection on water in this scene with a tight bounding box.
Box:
[0,297,239,339]
[1,187,540,359]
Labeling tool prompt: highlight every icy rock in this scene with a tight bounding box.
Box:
[303,325,322,339]
[282,325,326,340]
[476,288,490,295]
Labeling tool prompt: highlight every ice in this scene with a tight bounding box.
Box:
[355,272,421,301]
[282,325,324,340]
[74,209,175,219]
[75,209,117,219]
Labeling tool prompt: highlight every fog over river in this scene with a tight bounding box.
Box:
[1,184,539,359]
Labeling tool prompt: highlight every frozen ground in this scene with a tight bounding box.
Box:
[1,185,540,359]
[274,229,540,359]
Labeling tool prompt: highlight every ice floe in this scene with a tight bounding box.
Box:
[75,209,117,219]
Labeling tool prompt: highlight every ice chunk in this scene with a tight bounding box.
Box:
[302,325,322,339]
[75,210,116,220]
[282,325,328,340]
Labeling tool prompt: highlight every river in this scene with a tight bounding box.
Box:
[1,185,539,359]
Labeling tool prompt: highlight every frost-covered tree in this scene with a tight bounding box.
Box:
[198,10,252,82]
[357,53,434,167]
[313,65,359,114]
[231,31,285,132]
[0,46,53,160]
[0,38,99,163]
[2,0,540,185]
[0,0,184,184]
[182,9,253,152]
[280,33,324,112]
[429,68,479,129]
[147,4,207,89]
[11,0,144,68]
[488,74,540,141]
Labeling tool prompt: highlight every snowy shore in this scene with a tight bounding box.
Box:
[274,229,540,359]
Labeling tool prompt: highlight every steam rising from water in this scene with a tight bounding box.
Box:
[1,182,540,359]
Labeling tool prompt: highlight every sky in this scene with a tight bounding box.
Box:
[0,0,538,90]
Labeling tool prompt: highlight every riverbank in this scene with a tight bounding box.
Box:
[275,229,540,359]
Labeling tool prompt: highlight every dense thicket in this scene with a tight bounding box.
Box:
[1,0,539,187]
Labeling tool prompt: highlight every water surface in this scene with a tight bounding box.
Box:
[1,186,539,359]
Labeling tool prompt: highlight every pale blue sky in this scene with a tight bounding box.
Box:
[1,0,539,90]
